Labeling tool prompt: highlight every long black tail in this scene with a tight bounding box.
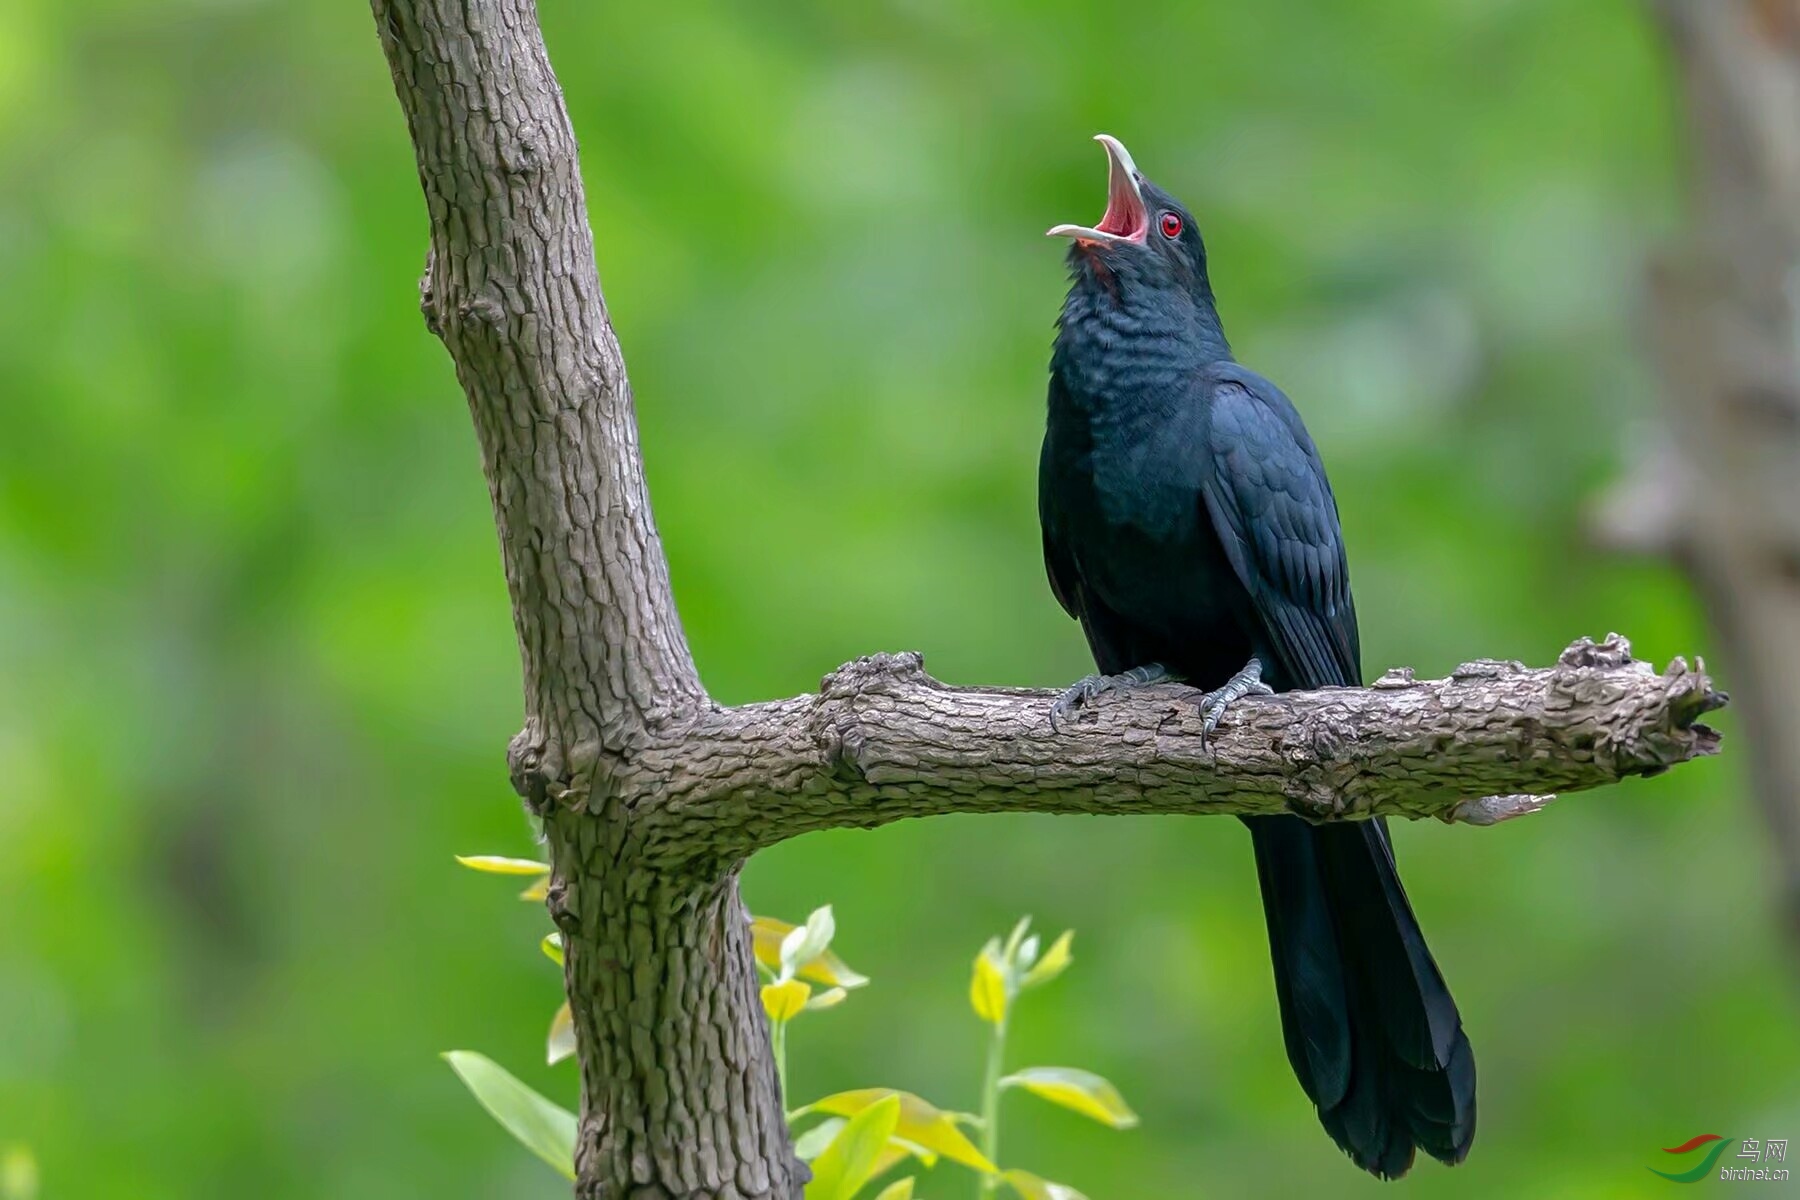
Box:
[1246,814,1476,1179]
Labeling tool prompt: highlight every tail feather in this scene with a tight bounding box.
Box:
[1247,814,1476,1179]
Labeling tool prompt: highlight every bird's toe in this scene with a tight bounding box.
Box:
[1198,691,1229,736]
[1050,674,1108,731]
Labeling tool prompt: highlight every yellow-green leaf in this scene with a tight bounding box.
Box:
[867,1142,912,1182]
[547,1002,575,1066]
[805,1093,900,1200]
[1020,931,1073,988]
[886,1134,938,1168]
[805,987,848,1012]
[970,949,1007,1025]
[762,979,811,1022]
[805,1089,996,1174]
[796,1123,932,1179]
[873,1178,915,1200]
[1000,1067,1138,1129]
[794,1118,846,1162]
[519,875,551,902]
[1,1144,38,1200]
[541,932,564,967]
[455,855,551,876]
[443,1050,576,1181]
[751,915,870,989]
[867,1130,939,1180]
[1002,1168,1090,1200]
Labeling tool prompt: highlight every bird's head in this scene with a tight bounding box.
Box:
[1048,134,1211,300]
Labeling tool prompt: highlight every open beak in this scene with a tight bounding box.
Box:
[1047,134,1148,246]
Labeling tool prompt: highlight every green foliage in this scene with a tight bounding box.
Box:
[998,1169,1087,1200]
[774,911,1123,1198]
[449,864,1128,1197]
[546,1003,575,1067]
[961,919,1114,1200]
[440,1052,576,1182]
[804,1093,902,1200]
[998,1070,1137,1132]
[771,910,1129,1198]
[753,913,872,989]
[454,855,554,877]
[797,1090,989,1175]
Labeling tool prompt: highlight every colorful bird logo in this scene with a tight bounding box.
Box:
[1650,1134,1734,1182]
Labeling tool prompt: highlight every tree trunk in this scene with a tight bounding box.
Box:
[551,856,800,1197]
[369,1,799,1191]
[368,2,1727,1194]
[1605,0,1800,953]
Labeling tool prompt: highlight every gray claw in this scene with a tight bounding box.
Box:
[1051,674,1109,732]
[1049,663,1174,733]
[1194,657,1274,748]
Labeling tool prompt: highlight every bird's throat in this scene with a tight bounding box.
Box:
[1053,272,1233,405]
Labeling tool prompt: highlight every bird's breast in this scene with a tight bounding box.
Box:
[1043,392,1241,643]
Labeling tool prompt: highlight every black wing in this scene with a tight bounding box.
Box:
[1039,464,1081,621]
[1198,369,1360,690]
[1039,371,1084,621]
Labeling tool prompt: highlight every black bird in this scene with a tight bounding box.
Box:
[1038,134,1475,1179]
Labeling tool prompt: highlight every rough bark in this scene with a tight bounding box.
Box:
[369,2,795,1194]
[369,3,1727,1195]
[633,636,1721,867]
[1603,0,1800,952]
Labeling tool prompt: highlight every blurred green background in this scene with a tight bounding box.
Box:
[1,0,1794,1196]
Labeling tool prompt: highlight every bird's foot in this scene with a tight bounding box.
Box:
[1195,657,1274,746]
[1050,663,1176,732]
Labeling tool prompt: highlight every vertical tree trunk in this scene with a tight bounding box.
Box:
[370,1,802,1193]
[551,856,797,1197]
[1632,0,1800,952]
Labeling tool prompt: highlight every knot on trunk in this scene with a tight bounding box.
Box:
[509,722,606,816]
[819,651,929,697]
[815,652,928,782]
[1558,632,1637,670]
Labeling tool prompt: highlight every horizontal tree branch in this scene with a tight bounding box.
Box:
[640,634,1725,863]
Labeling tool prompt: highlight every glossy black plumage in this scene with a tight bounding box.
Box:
[1039,151,1475,1179]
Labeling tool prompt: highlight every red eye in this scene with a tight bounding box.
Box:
[1159,212,1183,238]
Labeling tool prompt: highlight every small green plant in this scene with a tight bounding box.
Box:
[964,919,1136,1199]
[449,856,1137,1198]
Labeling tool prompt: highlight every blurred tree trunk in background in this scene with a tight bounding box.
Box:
[1611,0,1800,955]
